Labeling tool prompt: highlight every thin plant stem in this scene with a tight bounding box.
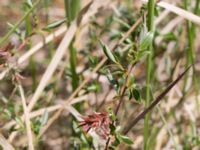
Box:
[184,0,200,108]
[183,0,194,67]
[64,0,80,91]
[18,83,34,150]
[115,63,135,116]
[191,0,200,116]
[144,0,155,149]
[104,63,135,150]
[157,106,179,150]
[0,0,41,45]
[44,0,50,22]
[183,0,200,137]
[24,2,37,91]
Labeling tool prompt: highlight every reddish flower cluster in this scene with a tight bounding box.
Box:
[79,112,111,139]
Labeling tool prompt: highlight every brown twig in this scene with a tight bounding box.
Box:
[115,63,136,116]
[122,64,192,134]
[97,86,112,111]
[104,62,136,150]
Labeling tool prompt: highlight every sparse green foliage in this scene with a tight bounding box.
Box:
[43,18,67,31]
[139,30,154,51]
[0,0,199,149]
[116,133,133,145]
[100,41,118,64]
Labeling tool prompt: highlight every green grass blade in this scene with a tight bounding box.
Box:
[0,0,41,45]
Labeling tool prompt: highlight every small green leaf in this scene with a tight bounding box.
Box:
[32,120,41,134]
[109,123,116,135]
[113,17,131,29]
[86,81,100,92]
[40,110,48,126]
[110,29,121,41]
[26,0,33,8]
[108,108,117,121]
[109,145,117,150]
[1,95,8,104]
[124,38,132,44]
[15,117,24,129]
[72,121,80,133]
[107,70,119,91]
[113,134,121,146]
[162,32,177,41]
[100,40,117,64]
[88,55,99,68]
[44,18,67,30]
[117,134,133,145]
[136,49,151,60]
[132,88,141,102]
[139,31,154,51]
[80,133,88,144]
[128,74,135,88]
